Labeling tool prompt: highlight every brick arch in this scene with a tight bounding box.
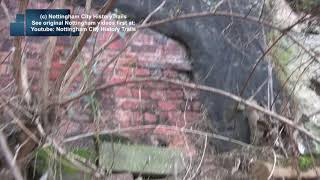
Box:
[53,28,200,155]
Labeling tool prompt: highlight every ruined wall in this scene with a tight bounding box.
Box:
[56,29,202,155]
[0,3,202,155]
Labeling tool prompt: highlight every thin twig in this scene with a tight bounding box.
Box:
[0,50,12,65]
[13,137,30,163]
[138,10,320,65]
[159,78,320,143]
[271,56,312,109]
[0,80,14,93]
[5,106,40,143]
[248,78,268,101]
[138,10,285,32]
[12,0,30,103]
[93,32,119,59]
[62,32,99,94]
[99,0,166,78]
[46,138,105,178]
[0,95,33,119]
[280,57,313,114]
[0,97,39,143]
[53,0,117,95]
[267,149,277,180]
[1,0,11,22]
[239,32,285,100]
[189,135,207,180]
[0,130,24,180]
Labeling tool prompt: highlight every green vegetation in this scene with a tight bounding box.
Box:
[267,31,297,67]
[299,155,314,170]
[34,147,96,178]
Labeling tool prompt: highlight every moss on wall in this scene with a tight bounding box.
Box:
[34,147,96,179]
[267,31,296,85]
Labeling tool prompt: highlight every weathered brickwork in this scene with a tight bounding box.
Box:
[0,2,203,155]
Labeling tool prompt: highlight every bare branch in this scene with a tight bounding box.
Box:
[62,0,166,97]
[53,0,117,95]
[189,135,207,180]
[45,138,105,178]
[271,56,312,108]
[0,50,12,66]
[0,96,40,144]
[55,77,320,143]
[39,37,57,128]
[0,0,11,22]
[253,160,320,179]
[238,14,307,102]
[98,0,167,79]
[12,0,30,103]
[159,78,320,143]
[138,11,283,32]
[267,149,277,180]
[138,10,320,65]
[0,130,24,180]
[239,33,285,98]
[94,32,120,59]
[63,124,250,147]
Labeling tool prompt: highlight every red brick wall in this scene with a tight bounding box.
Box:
[57,29,202,155]
[0,4,203,156]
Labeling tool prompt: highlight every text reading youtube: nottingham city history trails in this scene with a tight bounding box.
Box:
[29,10,136,35]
